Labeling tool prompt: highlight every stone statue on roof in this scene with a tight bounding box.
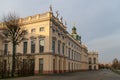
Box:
[56,10,59,18]
[65,20,67,25]
[60,16,63,23]
[49,5,52,12]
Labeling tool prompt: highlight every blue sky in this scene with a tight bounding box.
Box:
[0,0,120,63]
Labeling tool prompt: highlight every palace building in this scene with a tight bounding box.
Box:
[0,9,99,74]
[88,51,99,70]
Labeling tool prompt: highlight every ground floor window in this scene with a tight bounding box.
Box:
[94,66,96,70]
[4,43,8,55]
[68,62,70,71]
[53,59,55,73]
[89,65,92,70]
[39,58,43,73]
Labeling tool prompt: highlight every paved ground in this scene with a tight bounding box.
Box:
[5,69,120,80]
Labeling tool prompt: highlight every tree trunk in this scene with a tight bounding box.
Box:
[11,44,16,77]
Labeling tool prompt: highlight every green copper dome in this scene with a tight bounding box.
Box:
[72,26,76,30]
[71,26,81,43]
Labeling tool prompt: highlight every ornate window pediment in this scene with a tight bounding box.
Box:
[30,36,36,39]
[38,35,45,39]
[3,39,10,43]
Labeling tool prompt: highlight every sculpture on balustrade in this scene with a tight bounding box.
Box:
[49,5,52,12]
[65,20,67,26]
[60,16,63,23]
[56,10,59,18]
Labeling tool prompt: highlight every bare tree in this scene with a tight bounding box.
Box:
[2,13,27,77]
[112,58,119,69]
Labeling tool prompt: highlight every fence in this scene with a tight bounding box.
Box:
[0,51,35,79]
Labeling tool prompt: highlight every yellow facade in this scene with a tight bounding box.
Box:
[0,11,99,74]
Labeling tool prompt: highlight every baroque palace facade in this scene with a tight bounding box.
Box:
[0,10,99,74]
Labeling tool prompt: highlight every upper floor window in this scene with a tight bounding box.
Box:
[39,39,45,53]
[72,44,73,48]
[72,50,73,59]
[68,42,70,46]
[68,48,71,59]
[79,54,81,61]
[94,58,96,64]
[58,40,61,54]
[23,41,27,54]
[89,58,92,64]
[62,43,65,55]
[31,40,35,53]
[58,32,60,37]
[62,36,64,40]
[52,28,55,33]
[40,27,44,32]
[74,52,77,60]
[52,40,55,53]
[4,43,8,55]
[31,28,36,33]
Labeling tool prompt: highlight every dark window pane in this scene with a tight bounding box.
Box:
[4,43,8,55]
[52,40,55,53]
[39,39,44,53]
[23,42,27,54]
[31,40,35,53]
[39,58,43,73]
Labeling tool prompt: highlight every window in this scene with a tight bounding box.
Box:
[31,40,35,53]
[72,63,73,71]
[62,36,64,40]
[72,44,73,47]
[75,52,77,60]
[52,28,55,33]
[94,66,96,70]
[31,28,36,33]
[79,54,81,61]
[68,62,70,71]
[53,59,55,72]
[3,60,7,72]
[52,40,55,53]
[39,58,43,73]
[72,50,73,59]
[39,39,44,53]
[66,47,68,56]
[40,27,44,32]
[4,43,8,55]
[89,58,92,64]
[94,58,96,64]
[59,60,61,70]
[62,43,65,55]
[73,51,75,60]
[68,48,70,59]
[23,41,27,54]
[58,40,60,54]
[58,32,60,37]
[77,53,79,60]
[68,42,70,46]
